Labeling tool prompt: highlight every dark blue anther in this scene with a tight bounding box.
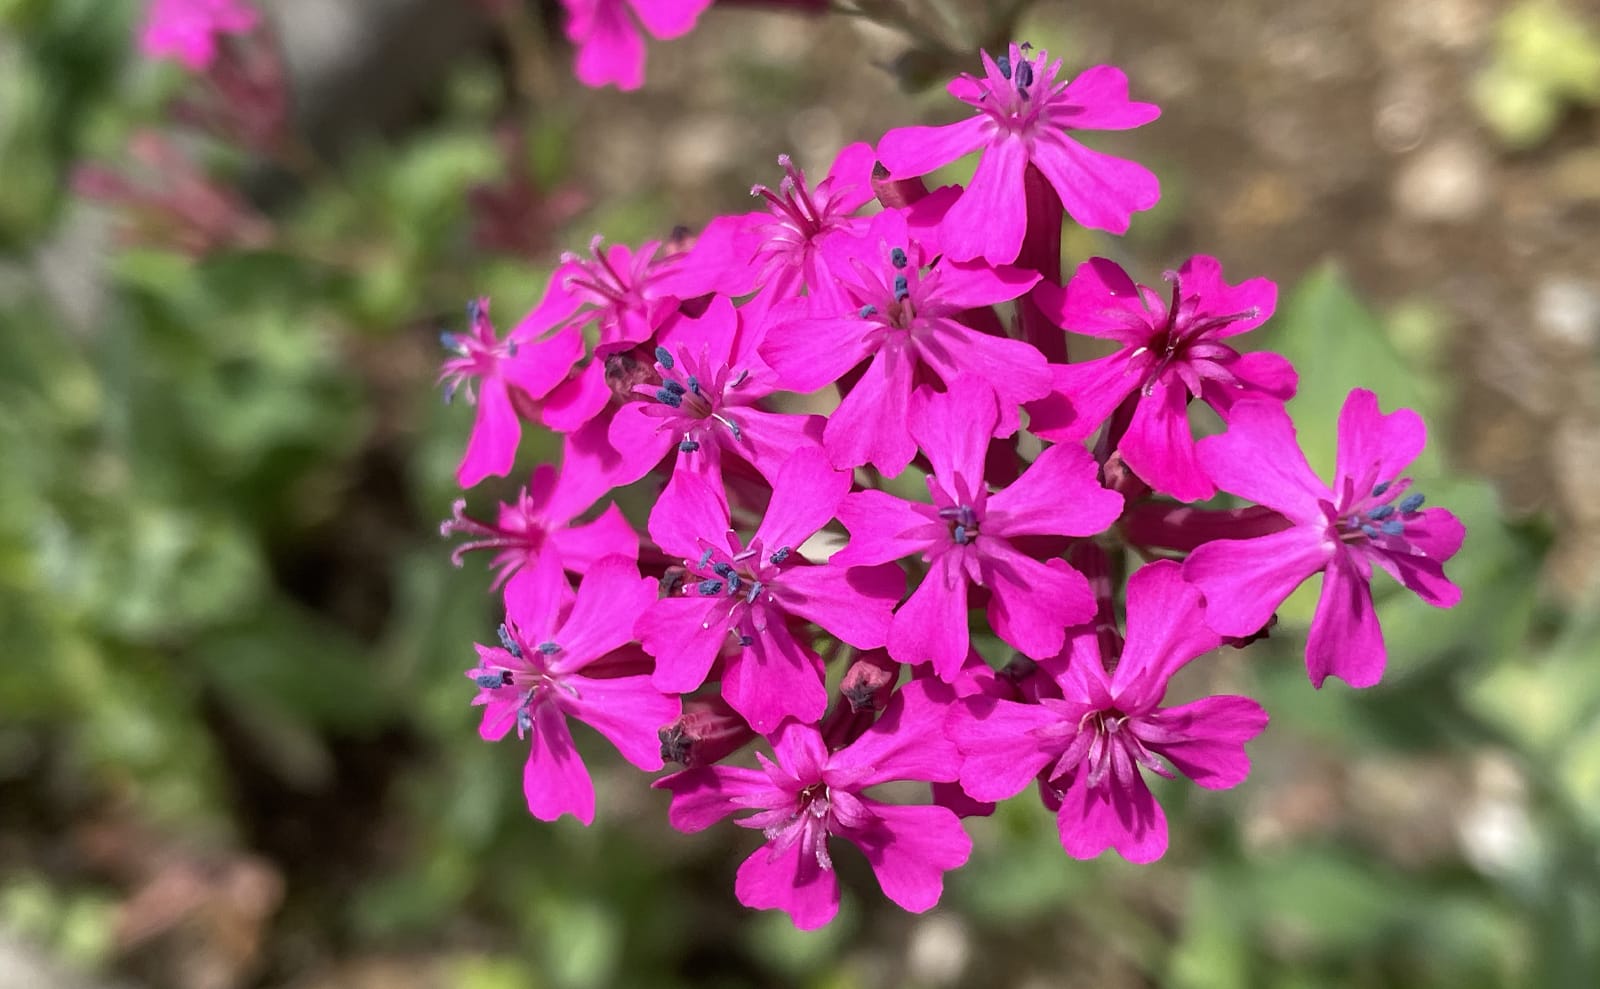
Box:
[713,562,734,578]
[698,548,714,568]
[769,546,791,564]
[442,382,457,405]
[655,346,674,369]
[687,375,701,395]
[726,573,743,593]
[474,671,506,689]
[890,247,908,269]
[1372,481,1392,497]
[953,525,970,545]
[1399,493,1425,513]
[894,274,909,301]
[859,305,877,318]
[466,299,481,323]
[1016,60,1034,88]
[1379,520,1406,536]
[698,579,724,595]
[745,580,763,603]
[737,634,754,647]
[1360,523,1381,540]
[679,439,700,453]
[663,379,686,395]
[515,708,533,737]
[1367,505,1395,521]
[497,623,522,658]
[726,419,742,442]
[537,641,560,656]
[506,341,518,358]
[996,54,1012,79]
[655,386,683,408]
[439,331,463,353]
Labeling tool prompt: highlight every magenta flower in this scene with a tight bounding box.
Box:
[517,237,685,432]
[561,0,713,91]
[759,208,1049,474]
[876,43,1160,263]
[831,380,1124,680]
[441,460,638,589]
[655,683,972,929]
[606,297,823,497]
[468,555,679,824]
[665,145,877,315]
[139,0,259,71]
[440,298,585,487]
[1183,390,1465,688]
[948,561,1268,862]
[1027,256,1294,501]
[635,447,903,732]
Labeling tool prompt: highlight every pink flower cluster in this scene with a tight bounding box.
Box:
[441,44,1465,928]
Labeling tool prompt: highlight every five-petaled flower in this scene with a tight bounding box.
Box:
[947,561,1269,862]
[439,298,585,487]
[1183,390,1465,688]
[877,43,1160,263]
[468,555,679,824]
[1028,255,1294,501]
[760,209,1049,475]
[636,447,903,732]
[656,681,972,929]
[831,378,1124,680]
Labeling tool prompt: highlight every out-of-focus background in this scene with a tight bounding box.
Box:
[2,0,1598,986]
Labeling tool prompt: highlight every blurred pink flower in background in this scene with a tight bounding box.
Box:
[139,0,259,71]
[562,0,715,90]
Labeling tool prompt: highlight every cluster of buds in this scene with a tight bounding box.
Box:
[440,43,1465,929]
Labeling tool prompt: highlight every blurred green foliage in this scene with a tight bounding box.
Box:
[2,2,1598,988]
[1474,0,1600,149]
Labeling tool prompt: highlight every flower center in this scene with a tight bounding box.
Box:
[637,345,748,452]
[752,154,835,243]
[1335,480,1428,548]
[678,539,792,646]
[938,503,981,545]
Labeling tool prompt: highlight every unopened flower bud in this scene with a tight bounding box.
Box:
[659,695,754,768]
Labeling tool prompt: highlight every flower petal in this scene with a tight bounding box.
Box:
[1145,694,1269,789]
[876,116,992,179]
[824,348,918,474]
[772,562,904,651]
[753,446,851,555]
[1306,550,1387,689]
[984,549,1095,659]
[1195,399,1332,524]
[845,800,971,914]
[724,626,828,734]
[1119,376,1214,501]
[984,440,1124,539]
[1334,389,1428,498]
[523,705,595,824]
[639,596,731,694]
[888,552,972,681]
[733,834,841,931]
[458,377,521,488]
[1030,131,1160,235]
[1183,525,1331,639]
[563,673,679,771]
[938,133,1031,264]
[655,765,771,832]
[1055,769,1168,863]
[947,695,1061,802]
